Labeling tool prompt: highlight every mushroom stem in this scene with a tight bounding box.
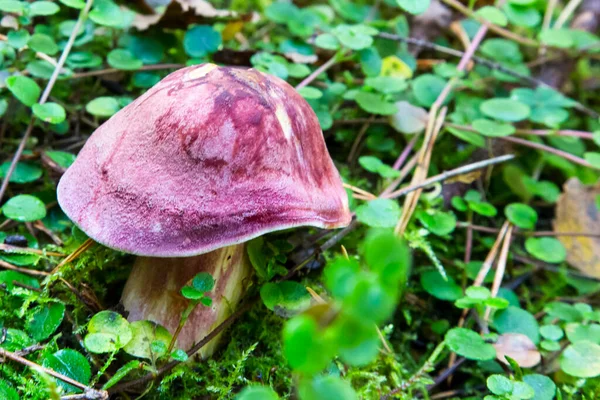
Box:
[121,244,252,358]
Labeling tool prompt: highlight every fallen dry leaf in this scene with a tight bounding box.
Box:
[554,178,600,278]
[493,333,541,368]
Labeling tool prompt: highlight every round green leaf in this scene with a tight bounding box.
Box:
[0,0,24,13]
[523,374,556,400]
[355,91,397,115]
[492,306,540,344]
[564,323,600,344]
[260,281,310,315]
[29,1,60,16]
[192,272,215,292]
[298,375,358,400]
[28,33,58,55]
[540,29,574,48]
[396,0,431,15]
[43,349,91,393]
[560,341,600,378]
[412,74,447,107]
[107,49,142,71]
[33,102,66,124]
[122,320,172,360]
[539,325,563,341]
[503,4,541,27]
[283,315,334,374]
[445,327,496,361]
[584,152,600,169]
[472,119,515,137]
[45,151,76,169]
[2,195,47,222]
[487,374,513,395]
[236,386,280,400]
[84,311,132,353]
[59,0,85,9]
[315,33,340,50]
[525,237,566,263]
[355,198,401,228]
[89,1,125,27]
[6,76,41,107]
[481,98,531,122]
[7,30,30,49]
[26,302,66,341]
[475,6,508,27]
[420,270,463,301]
[86,97,120,117]
[0,161,42,183]
[505,203,537,230]
[183,25,222,58]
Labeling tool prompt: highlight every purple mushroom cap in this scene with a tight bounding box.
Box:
[57,64,351,257]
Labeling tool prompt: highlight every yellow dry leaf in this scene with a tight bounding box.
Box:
[445,171,481,185]
[554,178,600,278]
[381,56,413,79]
[222,21,244,41]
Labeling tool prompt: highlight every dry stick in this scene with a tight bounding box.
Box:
[0,348,108,399]
[383,155,515,200]
[456,222,600,239]
[445,123,594,140]
[393,133,420,170]
[441,0,538,47]
[347,117,374,164]
[343,183,377,200]
[70,63,185,79]
[0,243,65,257]
[0,0,95,205]
[295,53,340,90]
[394,19,492,236]
[543,0,560,30]
[395,108,447,235]
[380,154,418,197]
[555,0,585,29]
[0,259,49,277]
[446,221,510,382]
[499,135,596,169]
[49,238,95,276]
[484,225,514,322]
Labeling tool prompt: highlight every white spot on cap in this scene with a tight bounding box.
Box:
[275,105,293,140]
[186,64,217,80]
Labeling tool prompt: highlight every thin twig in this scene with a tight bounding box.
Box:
[445,123,594,140]
[0,259,49,277]
[70,63,185,79]
[441,0,538,47]
[555,0,584,29]
[384,155,515,199]
[0,244,65,257]
[484,225,514,321]
[0,348,108,399]
[295,53,340,90]
[49,238,95,276]
[499,135,596,169]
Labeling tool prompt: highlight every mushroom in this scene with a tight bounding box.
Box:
[57,64,351,357]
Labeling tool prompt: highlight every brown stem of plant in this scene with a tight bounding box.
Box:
[295,53,341,90]
[0,259,49,277]
[499,135,596,169]
[441,0,538,47]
